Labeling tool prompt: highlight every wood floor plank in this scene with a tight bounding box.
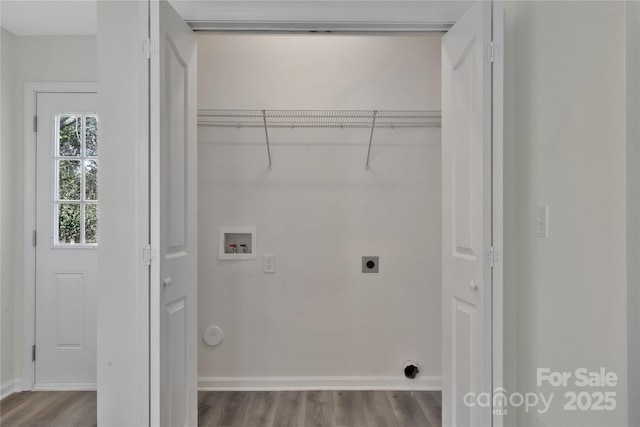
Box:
[28,391,82,427]
[387,391,432,427]
[198,391,216,426]
[1,389,442,427]
[0,391,42,420]
[334,390,368,427]
[305,390,335,427]
[71,391,98,427]
[199,390,212,405]
[0,392,67,427]
[272,391,305,427]
[217,391,253,427]
[423,405,442,427]
[244,390,279,427]
[1,391,93,427]
[47,391,97,427]
[431,391,442,406]
[361,391,399,427]
[417,391,441,407]
[415,391,442,427]
[199,391,231,427]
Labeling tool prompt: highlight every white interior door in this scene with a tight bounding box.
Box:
[442,1,493,426]
[149,1,198,426]
[35,92,98,389]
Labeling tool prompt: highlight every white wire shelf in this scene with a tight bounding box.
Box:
[197,109,441,171]
[198,109,441,128]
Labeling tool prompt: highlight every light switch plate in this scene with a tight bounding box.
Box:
[263,254,276,273]
[362,256,379,273]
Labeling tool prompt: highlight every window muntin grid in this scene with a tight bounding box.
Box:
[54,114,98,246]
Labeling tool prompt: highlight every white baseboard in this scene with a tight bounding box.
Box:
[198,376,441,391]
[33,383,97,391]
[1,379,21,400]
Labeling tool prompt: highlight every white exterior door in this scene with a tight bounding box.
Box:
[35,92,98,389]
[149,1,198,426]
[441,1,493,426]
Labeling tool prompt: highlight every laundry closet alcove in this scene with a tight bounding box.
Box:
[196,33,443,391]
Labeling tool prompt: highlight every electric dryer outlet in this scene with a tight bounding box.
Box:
[362,256,379,273]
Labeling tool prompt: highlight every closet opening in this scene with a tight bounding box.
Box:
[195,32,445,422]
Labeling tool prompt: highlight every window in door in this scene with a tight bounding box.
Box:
[54,114,98,246]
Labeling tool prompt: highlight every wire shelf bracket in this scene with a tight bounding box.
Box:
[365,110,378,171]
[198,109,441,170]
[261,109,272,171]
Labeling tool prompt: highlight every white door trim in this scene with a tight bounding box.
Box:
[95,2,504,424]
[491,3,506,426]
[179,3,506,420]
[626,2,640,426]
[22,82,97,391]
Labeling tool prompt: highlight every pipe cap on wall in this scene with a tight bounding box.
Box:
[403,360,419,379]
[204,325,224,346]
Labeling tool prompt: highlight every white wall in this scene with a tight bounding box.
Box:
[0,32,95,395]
[505,2,628,425]
[1,27,16,399]
[97,2,150,425]
[197,34,443,389]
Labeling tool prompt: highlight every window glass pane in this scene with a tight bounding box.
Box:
[85,204,98,244]
[58,160,81,200]
[85,160,98,200]
[58,115,82,156]
[86,116,98,156]
[58,203,81,244]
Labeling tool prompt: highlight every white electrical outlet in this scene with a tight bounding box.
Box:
[263,254,276,273]
[536,206,549,238]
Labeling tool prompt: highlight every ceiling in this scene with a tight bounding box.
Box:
[1,0,473,36]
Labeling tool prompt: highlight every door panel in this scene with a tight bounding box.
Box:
[54,273,84,347]
[442,2,492,426]
[166,38,188,252]
[166,297,187,424]
[451,38,478,259]
[150,1,198,426]
[35,92,98,388]
[453,298,475,426]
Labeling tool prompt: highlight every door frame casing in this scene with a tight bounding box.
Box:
[626,2,640,426]
[22,82,97,391]
[441,2,503,424]
[181,2,506,419]
[148,1,199,424]
[491,3,506,426]
[96,2,151,425]
[95,1,505,424]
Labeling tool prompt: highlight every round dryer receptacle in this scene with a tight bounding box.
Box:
[203,326,224,346]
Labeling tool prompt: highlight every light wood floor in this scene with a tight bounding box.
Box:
[0,391,97,427]
[199,390,441,427]
[1,390,441,427]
